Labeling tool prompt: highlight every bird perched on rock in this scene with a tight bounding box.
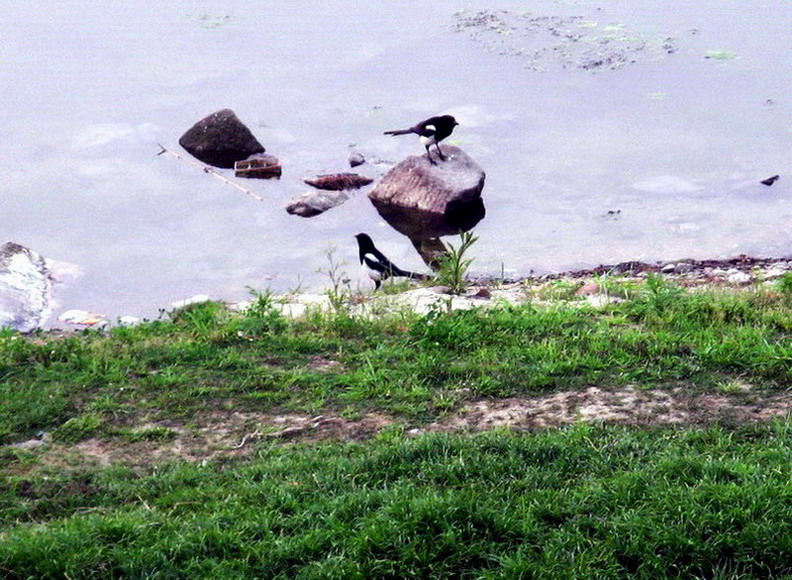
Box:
[384,115,459,164]
[354,233,428,290]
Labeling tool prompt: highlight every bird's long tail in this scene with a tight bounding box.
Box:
[383,128,414,136]
[393,268,430,281]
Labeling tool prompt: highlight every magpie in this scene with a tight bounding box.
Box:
[384,115,459,164]
[354,233,428,290]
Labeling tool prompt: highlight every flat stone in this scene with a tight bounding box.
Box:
[285,190,350,217]
[304,173,373,191]
[234,153,282,179]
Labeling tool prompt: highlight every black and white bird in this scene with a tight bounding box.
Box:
[384,115,459,164]
[354,233,428,290]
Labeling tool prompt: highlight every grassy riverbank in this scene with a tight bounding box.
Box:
[1,274,791,578]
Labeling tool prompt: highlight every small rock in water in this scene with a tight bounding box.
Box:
[348,152,366,167]
[285,190,350,217]
[234,153,282,179]
[304,173,373,191]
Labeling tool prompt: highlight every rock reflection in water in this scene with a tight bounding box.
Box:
[367,145,486,268]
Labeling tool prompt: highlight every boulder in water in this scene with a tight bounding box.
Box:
[179,109,265,169]
[367,145,486,240]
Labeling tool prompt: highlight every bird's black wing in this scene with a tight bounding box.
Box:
[363,253,428,281]
[362,252,396,275]
[416,122,437,138]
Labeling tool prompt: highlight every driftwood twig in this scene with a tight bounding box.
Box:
[157,144,264,202]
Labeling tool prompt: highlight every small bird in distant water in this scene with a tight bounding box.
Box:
[384,115,459,164]
[354,233,428,290]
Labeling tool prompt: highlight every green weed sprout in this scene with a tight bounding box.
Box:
[437,231,478,295]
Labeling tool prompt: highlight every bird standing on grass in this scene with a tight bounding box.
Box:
[384,115,459,164]
[354,233,428,290]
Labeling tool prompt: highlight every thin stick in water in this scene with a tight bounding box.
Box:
[157,144,264,202]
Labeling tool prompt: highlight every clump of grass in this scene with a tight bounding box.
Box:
[51,413,104,443]
[318,246,357,313]
[124,426,178,443]
[531,278,584,301]
[594,269,644,299]
[622,273,686,322]
[378,278,412,295]
[777,272,792,305]
[167,300,229,335]
[234,288,287,337]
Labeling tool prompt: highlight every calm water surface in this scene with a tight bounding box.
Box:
[1,1,791,322]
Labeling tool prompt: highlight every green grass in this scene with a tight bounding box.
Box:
[1,424,792,578]
[0,278,790,577]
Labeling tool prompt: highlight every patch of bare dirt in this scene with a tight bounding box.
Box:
[22,388,790,471]
[33,412,395,469]
[306,356,344,372]
[425,387,792,433]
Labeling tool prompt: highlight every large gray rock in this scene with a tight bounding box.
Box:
[367,145,485,240]
[179,109,265,169]
[0,242,82,332]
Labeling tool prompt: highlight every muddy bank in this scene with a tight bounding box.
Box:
[479,254,792,288]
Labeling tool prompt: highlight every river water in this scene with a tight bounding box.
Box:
[1,1,790,323]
